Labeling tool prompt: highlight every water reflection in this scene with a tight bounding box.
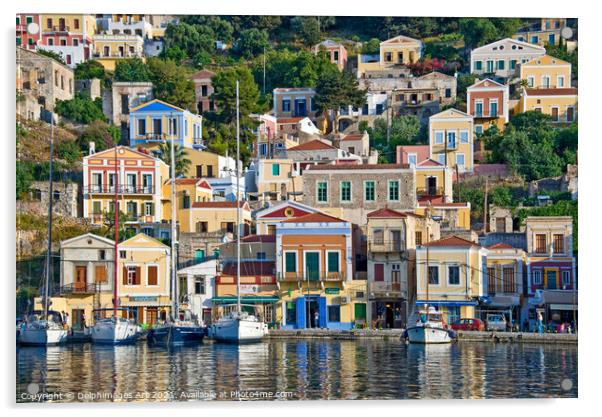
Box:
[16,340,577,402]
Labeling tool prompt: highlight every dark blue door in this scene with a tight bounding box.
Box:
[318,297,327,328]
[296,297,306,329]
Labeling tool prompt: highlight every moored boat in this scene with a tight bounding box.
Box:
[403,306,455,344]
[91,310,141,345]
[19,310,68,346]
[209,309,268,343]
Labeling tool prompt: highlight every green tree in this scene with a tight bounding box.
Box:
[74,60,106,80]
[157,142,191,177]
[147,58,196,112]
[114,58,152,82]
[55,93,106,124]
[77,120,119,152]
[290,17,321,46]
[361,38,381,55]
[234,28,269,59]
[315,70,367,133]
[55,139,82,166]
[459,18,521,50]
[36,49,65,64]
[160,46,188,64]
[16,160,34,200]
[490,186,513,207]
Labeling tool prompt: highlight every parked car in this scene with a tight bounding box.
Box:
[485,314,507,331]
[451,318,485,331]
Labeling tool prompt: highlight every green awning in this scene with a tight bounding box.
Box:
[212,296,279,304]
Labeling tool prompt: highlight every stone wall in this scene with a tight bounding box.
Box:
[17,181,80,218]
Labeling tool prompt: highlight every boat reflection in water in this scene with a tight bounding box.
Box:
[16,340,577,402]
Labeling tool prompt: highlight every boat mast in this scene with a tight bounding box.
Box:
[236,80,241,315]
[170,112,178,321]
[113,145,119,318]
[43,112,54,320]
[425,203,431,322]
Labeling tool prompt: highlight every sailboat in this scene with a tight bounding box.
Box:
[19,113,68,346]
[404,204,454,344]
[147,114,205,345]
[91,147,141,344]
[209,80,268,343]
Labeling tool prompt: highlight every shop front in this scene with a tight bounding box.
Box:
[119,295,171,326]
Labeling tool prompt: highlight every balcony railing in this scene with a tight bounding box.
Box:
[52,25,70,32]
[369,281,407,296]
[60,283,104,295]
[416,186,444,198]
[369,241,405,253]
[277,272,344,282]
[85,185,155,195]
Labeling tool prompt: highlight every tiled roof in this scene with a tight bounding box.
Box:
[241,234,276,243]
[276,117,304,124]
[191,201,247,209]
[423,236,481,248]
[190,69,216,79]
[488,243,514,249]
[288,140,335,151]
[524,88,577,96]
[306,163,410,171]
[282,212,347,223]
[417,158,443,167]
[342,134,364,141]
[367,208,408,218]
[273,87,315,93]
[221,261,275,277]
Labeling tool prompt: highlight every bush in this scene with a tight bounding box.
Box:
[55,93,106,124]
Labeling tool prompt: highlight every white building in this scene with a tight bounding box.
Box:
[177,259,217,325]
[470,38,546,79]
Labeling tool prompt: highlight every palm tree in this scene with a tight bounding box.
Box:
[158,142,191,177]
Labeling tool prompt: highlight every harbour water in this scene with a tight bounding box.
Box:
[16,339,577,402]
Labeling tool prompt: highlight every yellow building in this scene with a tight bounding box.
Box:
[416,236,488,324]
[177,201,252,234]
[519,55,572,89]
[414,159,454,203]
[160,178,213,223]
[519,87,578,123]
[357,35,423,78]
[83,146,170,225]
[429,108,475,173]
[415,200,471,230]
[117,233,172,325]
[40,14,97,39]
[250,158,303,203]
[92,34,145,71]
[129,99,204,150]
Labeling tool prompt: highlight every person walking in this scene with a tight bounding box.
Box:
[314,310,320,329]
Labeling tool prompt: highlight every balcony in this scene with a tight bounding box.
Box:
[277,272,344,282]
[369,241,405,253]
[416,186,444,198]
[85,185,155,195]
[60,283,104,295]
[368,281,407,298]
[52,25,70,33]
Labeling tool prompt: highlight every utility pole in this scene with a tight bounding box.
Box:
[455,164,460,203]
[483,178,489,233]
[386,92,391,145]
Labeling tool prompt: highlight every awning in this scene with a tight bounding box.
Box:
[488,295,520,308]
[416,300,477,307]
[549,303,578,311]
[212,296,279,304]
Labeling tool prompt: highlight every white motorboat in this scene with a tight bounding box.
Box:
[404,307,455,344]
[19,310,67,346]
[209,309,268,343]
[91,310,141,344]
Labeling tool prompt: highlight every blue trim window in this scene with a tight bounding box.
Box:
[364,181,375,201]
[285,252,297,273]
[388,180,399,201]
[448,265,460,285]
[474,60,482,71]
[317,182,328,202]
[282,99,291,112]
[340,181,351,202]
[327,305,340,322]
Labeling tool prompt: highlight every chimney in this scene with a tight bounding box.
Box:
[89,141,95,155]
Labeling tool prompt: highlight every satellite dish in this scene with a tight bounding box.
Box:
[26,22,39,35]
[561,27,574,40]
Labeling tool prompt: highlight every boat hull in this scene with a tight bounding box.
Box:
[210,318,267,343]
[91,321,140,345]
[148,325,205,345]
[19,328,68,346]
[406,325,452,344]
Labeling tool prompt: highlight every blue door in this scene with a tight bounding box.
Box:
[295,297,306,329]
[318,297,327,328]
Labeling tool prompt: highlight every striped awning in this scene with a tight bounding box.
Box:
[212,296,279,304]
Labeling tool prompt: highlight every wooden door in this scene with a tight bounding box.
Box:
[374,263,384,282]
[75,266,87,292]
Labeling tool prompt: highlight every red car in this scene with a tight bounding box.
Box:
[451,318,485,331]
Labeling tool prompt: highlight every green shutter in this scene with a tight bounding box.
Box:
[285,252,296,273]
[272,163,280,176]
[327,252,339,273]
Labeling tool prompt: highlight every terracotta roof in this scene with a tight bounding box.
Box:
[524,88,577,96]
[488,243,514,249]
[190,70,215,79]
[221,261,275,277]
[306,163,410,171]
[367,208,408,218]
[282,212,347,223]
[342,134,364,141]
[164,178,210,186]
[241,235,276,243]
[191,201,247,209]
[417,158,443,167]
[288,140,335,151]
[423,236,481,248]
[277,117,304,124]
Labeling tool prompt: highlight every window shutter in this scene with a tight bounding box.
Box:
[122,266,128,285]
[148,266,158,286]
[95,265,107,283]
[135,267,141,285]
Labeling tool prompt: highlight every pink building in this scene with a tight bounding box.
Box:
[16,14,41,50]
[312,39,348,71]
[396,145,430,166]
